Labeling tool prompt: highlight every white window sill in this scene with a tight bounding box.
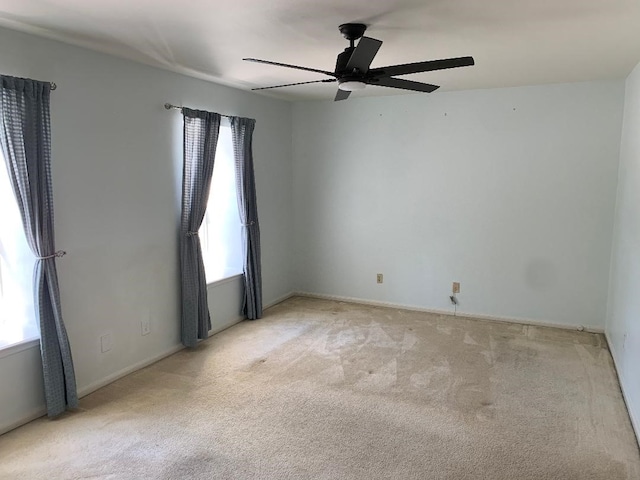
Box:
[206,272,243,288]
[0,336,40,359]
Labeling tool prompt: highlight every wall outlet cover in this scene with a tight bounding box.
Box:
[141,319,151,336]
[100,333,112,353]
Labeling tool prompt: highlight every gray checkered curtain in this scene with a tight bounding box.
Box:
[180,108,221,347]
[230,117,262,320]
[0,75,78,417]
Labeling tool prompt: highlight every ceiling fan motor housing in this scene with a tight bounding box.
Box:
[338,23,367,41]
[336,23,368,83]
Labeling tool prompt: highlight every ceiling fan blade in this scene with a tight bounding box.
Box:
[252,79,336,91]
[368,77,440,93]
[345,37,383,73]
[369,56,475,77]
[243,58,336,77]
[334,89,351,101]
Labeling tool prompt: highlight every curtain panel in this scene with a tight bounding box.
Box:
[179,108,221,347]
[230,117,262,320]
[0,75,78,417]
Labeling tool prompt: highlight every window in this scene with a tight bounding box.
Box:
[0,152,38,347]
[199,123,243,283]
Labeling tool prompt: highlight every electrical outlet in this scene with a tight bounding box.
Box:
[377,273,383,284]
[452,282,460,294]
[100,333,112,353]
[141,319,151,336]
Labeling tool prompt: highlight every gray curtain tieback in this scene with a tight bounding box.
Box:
[242,221,255,226]
[186,231,199,237]
[37,250,67,260]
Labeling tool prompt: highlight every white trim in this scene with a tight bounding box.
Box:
[263,291,295,310]
[605,334,640,447]
[77,343,185,398]
[79,291,297,393]
[3,342,188,434]
[79,291,298,392]
[0,337,40,360]
[294,291,604,334]
[205,291,296,339]
[1,290,297,435]
[206,273,243,288]
[0,406,46,436]
[2,291,610,437]
[208,317,244,337]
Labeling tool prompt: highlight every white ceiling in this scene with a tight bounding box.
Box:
[1,0,640,101]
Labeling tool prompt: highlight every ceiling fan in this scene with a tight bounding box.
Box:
[244,23,474,101]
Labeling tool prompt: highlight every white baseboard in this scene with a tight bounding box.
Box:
[605,334,640,446]
[0,406,47,436]
[208,317,244,337]
[294,291,604,334]
[78,292,297,397]
[1,290,297,436]
[3,343,188,435]
[12,290,605,438]
[264,291,295,310]
[78,343,185,398]
[2,342,186,434]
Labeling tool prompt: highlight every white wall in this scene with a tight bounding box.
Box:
[607,61,640,438]
[0,26,293,433]
[0,343,44,433]
[293,82,624,329]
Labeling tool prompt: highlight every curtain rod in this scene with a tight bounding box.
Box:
[0,75,56,90]
[164,103,233,119]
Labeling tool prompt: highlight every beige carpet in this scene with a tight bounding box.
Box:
[1,297,639,479]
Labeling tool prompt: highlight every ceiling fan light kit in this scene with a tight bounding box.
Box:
[244,23,474,101]
[338,81,366,91]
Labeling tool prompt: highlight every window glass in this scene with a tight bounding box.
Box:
[199,124,243,283]
[0,153,38,347]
